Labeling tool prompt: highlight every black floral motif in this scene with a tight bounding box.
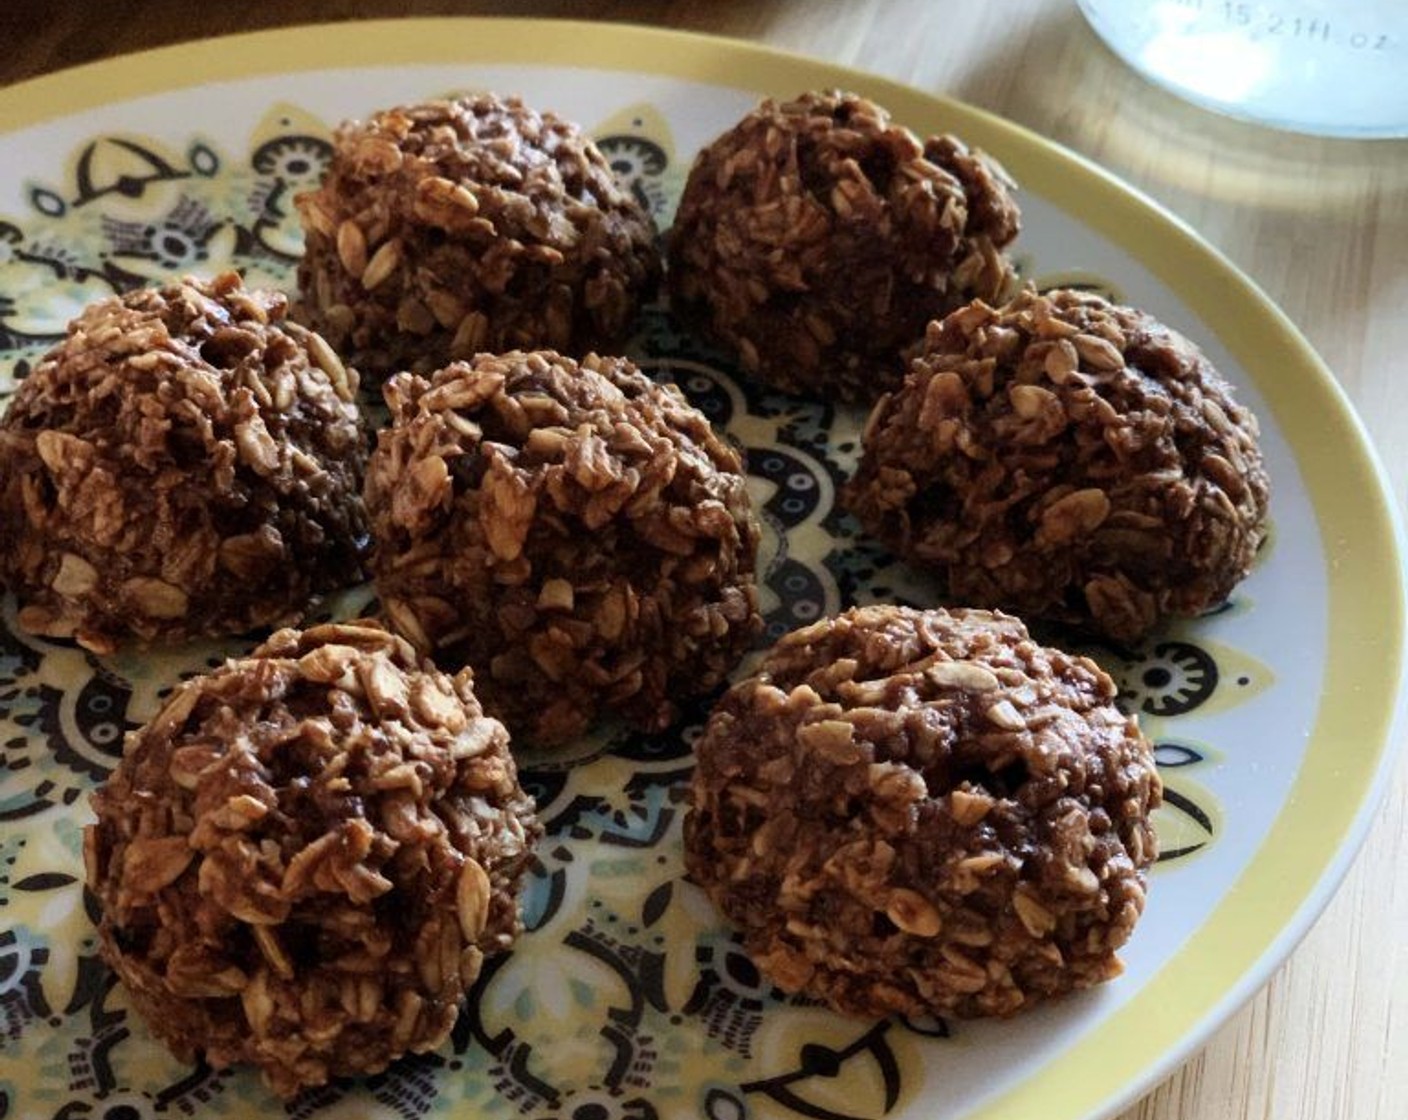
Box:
[684,938,785,1058]
[1120,641,1220,717]
[598,133,669,216]
[741,1022,903,1120]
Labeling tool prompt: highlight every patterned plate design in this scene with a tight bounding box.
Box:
[0,21,1403,1120]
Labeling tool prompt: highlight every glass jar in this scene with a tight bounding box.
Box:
[1077,0,1408,138]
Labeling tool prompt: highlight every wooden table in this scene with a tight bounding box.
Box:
[4,3,1405,1119]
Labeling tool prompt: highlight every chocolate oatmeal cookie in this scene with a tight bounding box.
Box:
[84,620,541,1099]
[296,94,661,380]
[0,272,369,652]
[365,350,762,747]
[844,288,1270,642]
[667,90,1020,403]
[685,604,1160,1020]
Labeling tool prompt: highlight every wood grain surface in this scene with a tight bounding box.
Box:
[3,3,1405,1119]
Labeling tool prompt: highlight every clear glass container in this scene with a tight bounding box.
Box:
[1078,0,1408,138]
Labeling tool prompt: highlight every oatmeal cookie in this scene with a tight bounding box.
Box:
[296,94,661,380]
[844,288,1270,642]
[685,604,1160,1019]
[84,620,541,1099]
[365,350,762,747]
[667,90,1020,403]
[0,272,369,652]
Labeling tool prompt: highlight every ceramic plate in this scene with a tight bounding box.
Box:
[0,18,1403,1120]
